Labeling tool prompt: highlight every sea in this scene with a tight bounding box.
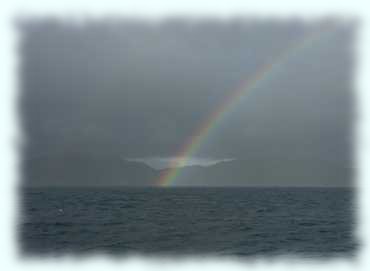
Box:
[20,187,357,258]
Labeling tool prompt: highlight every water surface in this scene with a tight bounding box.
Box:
[20,187,357,258]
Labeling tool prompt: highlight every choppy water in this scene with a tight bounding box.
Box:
[20,187,357,258]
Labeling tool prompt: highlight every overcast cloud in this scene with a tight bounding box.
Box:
[20,18,355,186]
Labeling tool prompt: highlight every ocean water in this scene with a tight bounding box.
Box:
[20,187,357,258]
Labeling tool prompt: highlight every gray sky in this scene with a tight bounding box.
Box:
[20,18,355,186]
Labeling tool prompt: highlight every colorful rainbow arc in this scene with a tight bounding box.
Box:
[157,25,337,187]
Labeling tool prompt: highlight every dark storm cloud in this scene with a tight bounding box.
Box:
[19,18,355,186]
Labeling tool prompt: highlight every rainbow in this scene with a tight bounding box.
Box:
[157,25,337,187]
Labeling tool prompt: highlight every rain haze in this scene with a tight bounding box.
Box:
[20,18,354,187]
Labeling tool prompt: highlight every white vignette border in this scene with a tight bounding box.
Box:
[0,1,369,271]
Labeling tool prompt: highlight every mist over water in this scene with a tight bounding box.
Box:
[21,187,357,258]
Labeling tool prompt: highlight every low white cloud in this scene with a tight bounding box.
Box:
[126,157,236,170]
